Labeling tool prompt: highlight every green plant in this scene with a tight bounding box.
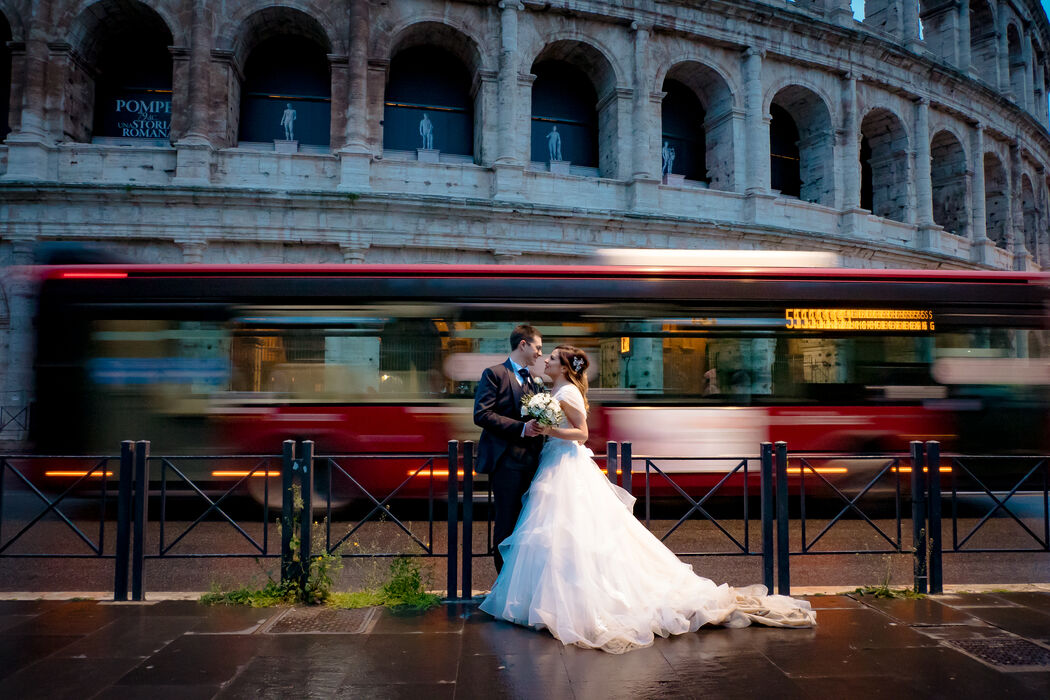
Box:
[199,579,297,607]
[328,556,440,612]
[852,585,926,600]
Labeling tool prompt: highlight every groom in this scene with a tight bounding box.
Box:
[473,324,545,572]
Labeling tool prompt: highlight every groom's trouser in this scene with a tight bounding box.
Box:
[491,465,534,573]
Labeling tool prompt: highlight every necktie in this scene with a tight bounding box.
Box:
[518,368,531,386]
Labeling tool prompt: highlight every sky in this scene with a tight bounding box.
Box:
[848,2,1050,26]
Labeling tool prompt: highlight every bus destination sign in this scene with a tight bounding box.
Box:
[786,308,934,331]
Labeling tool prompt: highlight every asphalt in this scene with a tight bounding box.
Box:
[1,591,1049,699]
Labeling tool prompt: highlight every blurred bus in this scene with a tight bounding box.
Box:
[25,262,1050,497]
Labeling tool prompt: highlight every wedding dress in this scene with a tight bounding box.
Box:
[480,384,815,654]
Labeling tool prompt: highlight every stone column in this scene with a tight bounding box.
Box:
[2,238,38,440]
[173,1,215,185]
[630,23,653,180]
[902,0,922,52]
[971,123,988,242]
[743,48,768,195]
[1009,142,1026,268]
[828,0,854,27]
[475,70,499,165]
[3,3,53,180]
[1035,61,1048,127]
[492,2,525,199]
[1022,30,1034,114]
[998,4,1010,95]
[956,0,972,74]
[328,54,349,151]
[1037,167,1049,266]
[177,239,207,263]
[914,98,934,226]
[340,242,369,263]
[338,0,371,191]
[841,74,861,210]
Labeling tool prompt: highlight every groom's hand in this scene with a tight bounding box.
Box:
[523,420,542,437]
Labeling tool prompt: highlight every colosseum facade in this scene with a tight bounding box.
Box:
[1,0,1050,439]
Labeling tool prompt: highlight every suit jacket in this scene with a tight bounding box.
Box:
[473,360,544,474]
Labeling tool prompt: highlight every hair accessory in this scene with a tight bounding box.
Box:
[572,356,584,372]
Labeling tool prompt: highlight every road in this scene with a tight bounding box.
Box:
[0,490,1047,595]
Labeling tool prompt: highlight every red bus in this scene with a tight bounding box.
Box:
[26,261,1050,498]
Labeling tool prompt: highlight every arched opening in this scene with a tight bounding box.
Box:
[661,61,735,190]
[770,104,800,198]
[239,36,330,147]
[0,13,10,140]
[1021,176,1038,260]
[234,9,332,148]
[930,130,968,237]
[984,153,1009,249]
[970,0,999,87]
[660,79,706,182]
[530,41,618,177]
[1008,24,1025,103]
[859,108,909,223]
[530,61,598,169]
[859,136,873,210]
[68,1,174,143]
[770,86,834,205]
[383,46,474,157]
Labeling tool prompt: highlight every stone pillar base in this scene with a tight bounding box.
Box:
[275,140,299,154]
[627,177,659,213]
[916,223,944,252]
[970,238,1007,267]
[2,134,51,181]
[548,160,570,175]
[491,162,525,201]
[742,190,776,224]
[1013,252,1036,271]
[662,173,685,186]
[337,148,372,192]
[173,138,213,186]
[828,8,854,27]
[838,208,871,237]
[417,148,439,163]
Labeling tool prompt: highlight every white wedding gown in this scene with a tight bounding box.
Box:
[480,384,816,654]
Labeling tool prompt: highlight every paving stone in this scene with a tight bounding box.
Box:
[461,616,567,656]
[803,594,867,609]
[91,683,221,700]
[961,606,1050,640]
[937,593,1023,608]
[0,635,82,681]
[216,656,345,699]
[791,675,930,699]
[370,604,464,634]
[871,646,1047,697]
[333,682,456,700]
[0,656,141,700]
[454,653,572,700]
[186,605,282,634]
[560,642,673,683]
[55,615,201,658]
[4,601,121,636]
[113,635,260,686]
[860,597,986,626]
[342,634,462,685]
[991,592,1050,613]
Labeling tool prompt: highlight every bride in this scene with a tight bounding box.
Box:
[480,345,816,654]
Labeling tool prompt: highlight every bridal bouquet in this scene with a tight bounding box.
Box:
[520,391,564,427]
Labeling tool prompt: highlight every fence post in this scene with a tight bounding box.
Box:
[461,441,474,600]
[909,441,928,595]
[280,440,296,584]
[621,442,633,496]
[775,441,790,596]
[760,442,774,593]
[298,440,314,592]
[113,441,134,601]
[131,440,150,601]
[926,441,943,594]
[447,440,459,600]
[606,442,617,485]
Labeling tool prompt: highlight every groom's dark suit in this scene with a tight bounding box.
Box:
[473,359,544,572]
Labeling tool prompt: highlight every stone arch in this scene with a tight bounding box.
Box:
[378,17,490,76]
[0,9,10,139]
[529,39,622,177]
[661,60,736,191]
[769,84,834,206]
[930,129,969,237]
[0,2,24,41]
[859,108,910,223]
[1021,174,1038,260]
[62,0,183,57]
[233,7,334,148]
[1007,23,1025,102]
[970,0,999,88]
[64,1,175,144]
[984,152,1009,249]
[382,22,483,160]
[221,3,340,70]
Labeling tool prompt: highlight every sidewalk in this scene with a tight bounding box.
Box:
[1,591,1048,699]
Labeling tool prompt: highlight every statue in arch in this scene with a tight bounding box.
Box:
[662,141,676,176]
[546,125,562,162]
[419,113,434,150]
[280,103,296,141]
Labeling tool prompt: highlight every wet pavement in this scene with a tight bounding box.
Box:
[0,593,1048,699]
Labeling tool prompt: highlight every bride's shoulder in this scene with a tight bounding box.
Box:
[556,384,586,408]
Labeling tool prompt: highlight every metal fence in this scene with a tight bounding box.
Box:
[2,438,1048,600]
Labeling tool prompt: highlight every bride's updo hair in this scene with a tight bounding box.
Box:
[555,345,590,411]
